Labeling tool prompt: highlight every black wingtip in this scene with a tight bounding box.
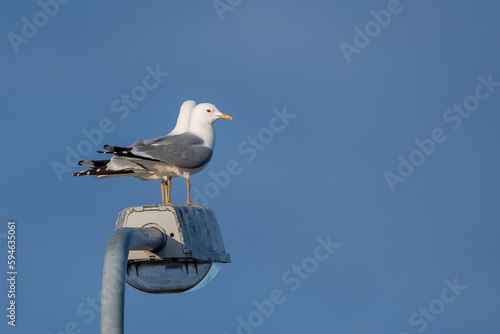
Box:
[73,170,91,177]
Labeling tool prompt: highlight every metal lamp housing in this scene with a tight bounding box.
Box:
[115,205,231,294]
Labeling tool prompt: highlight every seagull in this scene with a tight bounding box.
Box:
[129,99,195,203]
[73,101,232,206]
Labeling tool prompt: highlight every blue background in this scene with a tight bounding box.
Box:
[1,1,499,333]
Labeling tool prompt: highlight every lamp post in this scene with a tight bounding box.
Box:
[100,205,231,334]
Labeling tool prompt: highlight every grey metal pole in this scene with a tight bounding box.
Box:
[100,227,166,334]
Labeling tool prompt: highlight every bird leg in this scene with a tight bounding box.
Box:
[161,181,166,205]
[161,179,173,205]
[167,177,172,204]
[186,179,202,207]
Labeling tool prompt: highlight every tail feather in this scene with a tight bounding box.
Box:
[73,167,136,177]
[73,144,156,178]
[78,160,110,168]
[98,144,160,162]
[73,158,136,177]
[73,170,96,177]
[96,145,136,157]
[103,145,131,153]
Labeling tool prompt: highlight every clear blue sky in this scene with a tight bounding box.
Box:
[1,1,500,333]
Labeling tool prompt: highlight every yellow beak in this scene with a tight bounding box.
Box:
[218,114,233,120]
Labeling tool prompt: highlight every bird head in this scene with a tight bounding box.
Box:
[191,103,232,125]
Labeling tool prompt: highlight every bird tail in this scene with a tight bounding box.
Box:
[72,159,135,177]
[72,144,157,177]
[78,160,109,168]
[97,145,131,155]
[97,144,160,162]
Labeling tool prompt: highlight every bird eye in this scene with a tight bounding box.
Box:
[206,109,212,113]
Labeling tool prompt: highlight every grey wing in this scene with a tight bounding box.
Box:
[132,132,203,148]
[131,138,159,146]
[132,143,213,169]
[131,135,169,147]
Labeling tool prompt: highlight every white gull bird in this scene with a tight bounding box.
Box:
[73,100,232,206]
